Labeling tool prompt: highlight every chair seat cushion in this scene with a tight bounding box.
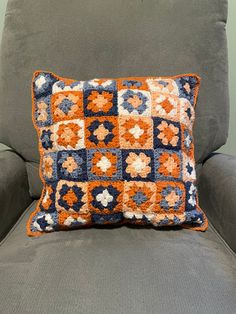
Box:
[0,201,235,314]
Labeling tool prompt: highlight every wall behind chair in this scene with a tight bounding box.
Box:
[0,0,235,156]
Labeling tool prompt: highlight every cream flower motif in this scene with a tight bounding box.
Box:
[129,124,144,139]
[179,98,195,129]
[33,214,54,232]
[88,79,113,88]
[126,152,151,178]
[146,78,179,95]
[188,183,197,207]
[42,190,50,204]
[183,155,196,181]
[52,80,84,93]
[35,75,46,89]
[96,156,112,172]
[185,134,192,148]
[188,195,196,207]
[63,216,87,226]
[96,189,114,207]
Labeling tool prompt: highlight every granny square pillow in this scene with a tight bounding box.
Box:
[27,71,208,236]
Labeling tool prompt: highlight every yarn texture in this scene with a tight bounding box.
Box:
[27,71,208,236]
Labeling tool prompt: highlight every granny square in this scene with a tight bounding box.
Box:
[153,117,181,151]
[85,116,119,148]
[119,116,153,149]
[57,149,88,181]
[51,91,84,121]
[27,71,208,236]
[87,149,122,181]
[83,89,118,117]
[118,89,151,116]
[122,149,155,182]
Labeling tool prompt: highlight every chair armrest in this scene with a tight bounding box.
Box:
[0,143,32,240]
[198,153,236,252]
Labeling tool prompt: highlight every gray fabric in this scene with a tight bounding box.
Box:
[26,161,43,198]
[0,201,235,314]
[198,153,236,253]
[0,147,32,240]
[0,143,13,152]
[0,1,229,189]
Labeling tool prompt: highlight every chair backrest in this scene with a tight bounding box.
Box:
[0,0,229,197]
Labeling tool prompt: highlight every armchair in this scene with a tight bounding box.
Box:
[0,1,235,313]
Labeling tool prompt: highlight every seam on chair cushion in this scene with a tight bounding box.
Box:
[208,222,236,257]
[0,201,37,247]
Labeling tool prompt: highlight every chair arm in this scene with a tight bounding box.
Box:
[0,143,32,240]
[198,153,236,252]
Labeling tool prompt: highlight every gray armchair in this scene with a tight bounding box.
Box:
[0,1,235,313]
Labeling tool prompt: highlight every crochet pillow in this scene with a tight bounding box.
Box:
[27,71,208,236]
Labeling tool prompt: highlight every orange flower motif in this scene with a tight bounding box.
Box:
[62,188,78,207]
[157,121,179,147]
[37,100,48,122]
[151,93,179,121]
[62,156,78,173]
[57,122,81,148]
[93,124,110,141]
[87,91,113,113]
[165,190,181,207]
[126,152,151,178]
[91,152,117,177]
[85,117,119,148]
[127,95,143,109]
[43,155,54,178]
[158,152,180,178]
[184,82,191,93]
[161,99,174,114]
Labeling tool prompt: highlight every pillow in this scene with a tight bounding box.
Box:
[27,71,208,236]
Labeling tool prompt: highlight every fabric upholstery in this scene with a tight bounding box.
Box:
[25,161,43,198]
[0,201,235,314]
[0,0,229,195]
[198,153,236,252]
[0,144,32,240]
[0,142,14,152]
